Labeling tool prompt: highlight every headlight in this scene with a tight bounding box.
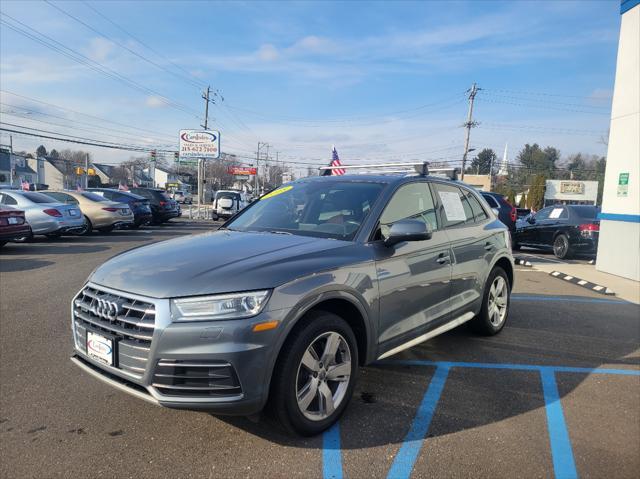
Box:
[170,290,270,322]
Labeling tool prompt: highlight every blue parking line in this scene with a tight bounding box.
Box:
[387,360,640,376]
[540,368,578,479]
[386,365,450,479]
[511,295,629,305]
[322,360,639,479]
[322,421,343,479]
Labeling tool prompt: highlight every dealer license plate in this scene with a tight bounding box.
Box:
[7,217,19,224]
[86,331,114,366]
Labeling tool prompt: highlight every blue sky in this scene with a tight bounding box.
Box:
[0,0,621,169]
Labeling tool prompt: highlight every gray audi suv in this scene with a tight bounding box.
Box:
[71,171,514,435]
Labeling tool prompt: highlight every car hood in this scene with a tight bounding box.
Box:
[89,230,369,298]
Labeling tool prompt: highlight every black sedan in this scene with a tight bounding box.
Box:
[513,204,600,259]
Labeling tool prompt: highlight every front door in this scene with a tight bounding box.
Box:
[373,181,452,355]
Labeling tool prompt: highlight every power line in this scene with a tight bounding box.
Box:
[0,12,201,118]
[81,0,208,89]
[476,97,610,116]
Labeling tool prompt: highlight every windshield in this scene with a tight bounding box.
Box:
[226,181,385,240]
[81,192,108,202]
[22,192,59,203]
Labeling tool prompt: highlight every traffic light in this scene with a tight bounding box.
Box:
[87,168,96,176]
[75,166,85,175]
[150,150,157,161]
[174,152,179,162]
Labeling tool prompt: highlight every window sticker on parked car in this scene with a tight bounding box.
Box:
[261,185,293,200]
[549,208,564,219]
[438,191,466,221]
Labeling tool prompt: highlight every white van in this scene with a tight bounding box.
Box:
[212,190,248,220]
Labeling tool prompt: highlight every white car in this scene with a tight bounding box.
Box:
[212,190,248,220]
[172,190,193,204]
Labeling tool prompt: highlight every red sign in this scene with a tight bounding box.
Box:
[228,167,257,176]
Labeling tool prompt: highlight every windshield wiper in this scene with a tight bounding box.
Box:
[268,230,293,235]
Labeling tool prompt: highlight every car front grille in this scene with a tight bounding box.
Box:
[152,360,242,397]
[73,285,155,378]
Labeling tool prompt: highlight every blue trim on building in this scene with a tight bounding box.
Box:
[621,0,640,14]
[598,212,640,223]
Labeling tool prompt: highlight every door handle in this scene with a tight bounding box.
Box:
[436,253,450,264]
[484,242,494,251]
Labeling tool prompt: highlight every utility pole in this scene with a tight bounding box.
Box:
[489,151,495,191]
[85,152,89,189]
[197,86,211,207]
[9,134,13,186]
[255,142,269,196]
[461,82,480,180]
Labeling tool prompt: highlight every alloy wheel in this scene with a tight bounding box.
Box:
[487,276,508,326]
[295,331,352,421]
[554,236,568,258]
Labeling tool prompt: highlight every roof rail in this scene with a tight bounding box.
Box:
[319,161,460,180]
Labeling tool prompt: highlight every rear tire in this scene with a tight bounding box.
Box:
[553,234,572,259]
[77,216,93,236]
[471,267,510,336]
[269,311,358,436]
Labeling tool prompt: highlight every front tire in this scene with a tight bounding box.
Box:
[471,267,510,335]
[269,311,358,436]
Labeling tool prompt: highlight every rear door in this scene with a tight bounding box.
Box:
[433,183,494,319]
[373,181,452,354]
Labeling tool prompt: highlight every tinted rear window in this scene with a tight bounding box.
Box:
[571,206,599,219]
[22,192,58,203]
[216,192,240,201]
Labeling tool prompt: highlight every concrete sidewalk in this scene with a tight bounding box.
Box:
[532,262,640,304]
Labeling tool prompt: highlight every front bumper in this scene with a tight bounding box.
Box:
[71,282,285,414]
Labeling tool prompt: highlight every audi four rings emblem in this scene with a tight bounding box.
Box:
[91,298,120,320]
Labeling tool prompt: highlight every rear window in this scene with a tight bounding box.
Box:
[571,206,599,219]
[22,192,58,203]
[81,192,108,202]
[216,192,240,201]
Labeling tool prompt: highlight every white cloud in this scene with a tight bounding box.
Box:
[86,37,115,62]
[145,96,167,108]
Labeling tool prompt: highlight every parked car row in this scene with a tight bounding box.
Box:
[0,187,181,246]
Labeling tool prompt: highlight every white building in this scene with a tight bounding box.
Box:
[544,180,599,207]
[596,0,640,281]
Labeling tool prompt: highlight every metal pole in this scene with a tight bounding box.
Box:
[9,134,14,186]
[461,83,479,181]
[489,151,495,191]
[85,152,89,188]
[198,86,211,207]
[255,142,261,196]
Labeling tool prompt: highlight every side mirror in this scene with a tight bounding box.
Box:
[384,219,432,246]
[491,207,500,217]
[527,215,536,224]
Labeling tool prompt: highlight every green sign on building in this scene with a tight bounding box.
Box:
[617,172,629,197]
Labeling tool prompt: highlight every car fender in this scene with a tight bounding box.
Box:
[260,276,377,400]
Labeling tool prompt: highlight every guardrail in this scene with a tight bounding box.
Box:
[187,204,213,220]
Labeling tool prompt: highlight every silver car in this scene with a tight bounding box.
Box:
[0,190,84,238]
[70,170,514,436]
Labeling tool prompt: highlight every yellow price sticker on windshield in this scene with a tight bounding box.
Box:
[261,185,293,200]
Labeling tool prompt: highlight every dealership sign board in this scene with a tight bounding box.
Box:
[560,181,585,195]
[179,130,220,159]
[228,167,257,176]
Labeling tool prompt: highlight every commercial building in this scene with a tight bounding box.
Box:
[596,0,640,281]
[544,180,599,207]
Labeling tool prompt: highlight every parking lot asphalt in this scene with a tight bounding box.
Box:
[1,219,638,478]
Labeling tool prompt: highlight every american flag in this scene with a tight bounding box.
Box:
[324,146,345,176]
[118,182,129,191]
[21,179,30,191]
[76,182,83,192]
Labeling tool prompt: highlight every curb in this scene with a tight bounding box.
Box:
[549,271,615,296]
[514,257,533,267]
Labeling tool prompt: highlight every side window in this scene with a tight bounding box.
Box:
[464,190,489,222]
[1,194,17,205]
[535,207,553,221]
[47,192,77,204]
[434,183,475,228]
[483,194,499,208]
[379,182,438,239]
